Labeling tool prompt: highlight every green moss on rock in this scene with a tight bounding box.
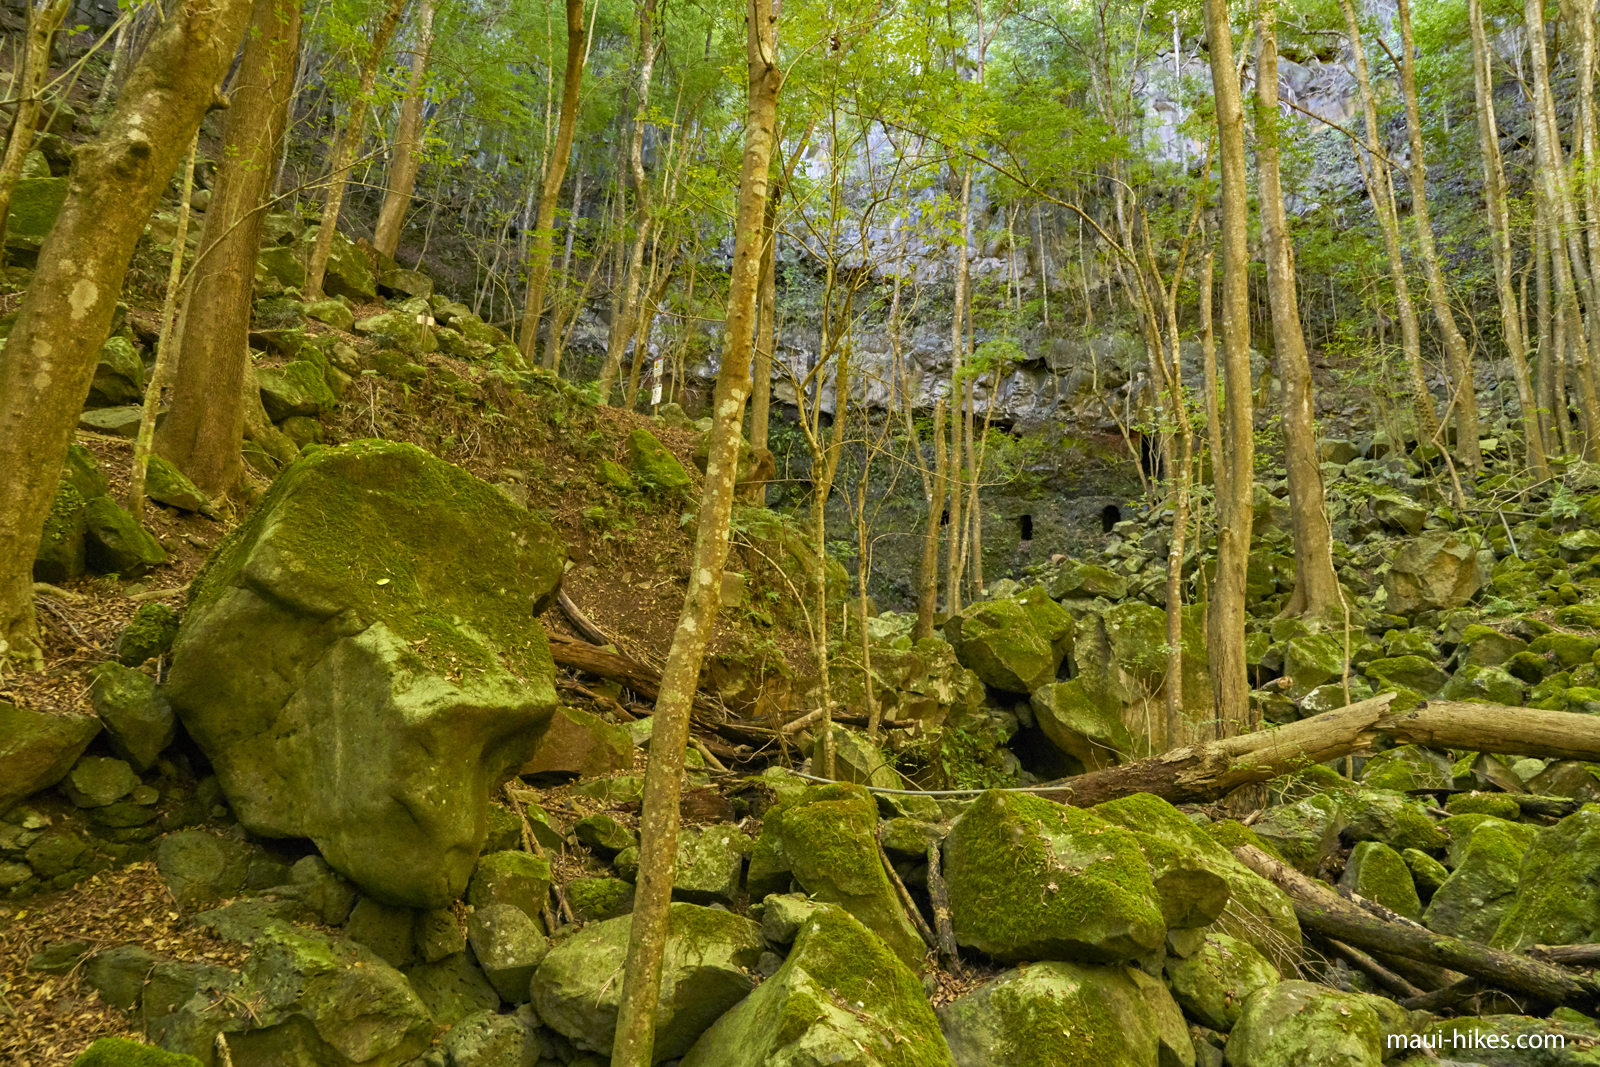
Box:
[1339,841,1422,920]
[1492,806,1600,950]
[1164,932,1280,1031]
[627,428,692,491]
[72,1037,201,1066]
[1443,793,1521,819]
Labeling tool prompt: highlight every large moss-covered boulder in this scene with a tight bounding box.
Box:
[0,701,101,815]
[1250,793,1347,875]
[1423,825,1524,943]
[1340,789,1447,853]
[1030,679,1137,771]
[628,428,693,490]
[1383,532,1491,616]
[531,903,763,1061]
[84,496,167,577]
[1338,841,1421,921]
[939,959,1190,1067]
[73,1037,201,1066]
[680,902,954,1067]
[754,783,925,968]
[310,227,378,302]
[945,589,1072,694]
[88,662,175,772]
[1069,602,1212,748]
[164,442,566,907]
[1165,932,1280,1032]
[159,923,432,1066]
[1359,746,1453,792]
[1223,981,1388,1067]
[1492,806,1600,950]
[1046,561,1129,601]
[943,790,1165,963]
[256,360,336,420]
[1094,793,1302,975]
[353,311,437,357]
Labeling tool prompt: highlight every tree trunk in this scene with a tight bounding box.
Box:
[1203,0,1253,739]
[520,0,585,365]
[916,398,947,641]
[746,177,779,495]
[371,0,435,260]
[1232,845,1596,1006]
[1396,0,1482,470]
[1339,0,1439,446]
[0,0,74,252]
[608,0,779,1058]
[156,0,300,504]
[1471,0,1547,480]
[0,0,255,668]
[304,0,407,300]
[1256,1,1341,621]
[595,0,658,401]
[944,162,971,618]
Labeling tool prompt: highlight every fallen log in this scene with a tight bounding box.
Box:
[1232,844,1598,1008]
[547,632,724,724]
[1323,938,1425,1000]
[1035,696,1600,808]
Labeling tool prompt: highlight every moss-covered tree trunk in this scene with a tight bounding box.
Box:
[0,0,73,252]
[0,0,255,667]
[609,0,779,1058]
[1256,1,1341,621]
[1471,0,1547,479]
[944,161,971,617]
[156,0,300,504]
[746,177,780,497]
[1339,0,1438,448]
[518,0,585,365]
[1203,0,1252,738]
[372,0,434,260]
[304,0,406,300]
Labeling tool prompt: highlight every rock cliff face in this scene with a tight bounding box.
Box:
[165,441,567,907]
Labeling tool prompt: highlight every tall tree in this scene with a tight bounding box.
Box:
[746,177,780,487]
[304,0,408,300]
[1470,0,1547,479]
[0,0,256,667]
[1202,0,1253,737]
[157,0,302,504]
[1255,0,1341,621]
[1339,0,1439,448]
[372,0,436,259]
[0,0,73,253]
[518,0,587,365]
[1395,0,1482,470]
[609,0,781,1059]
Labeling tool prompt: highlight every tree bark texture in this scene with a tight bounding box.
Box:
[1255,3,1342,621]
[372,0,435,259]
[0,0,256,666]
[609,0,779,1059]
[520,0,586,364]
[915,397,948,641]
[1202,0,1253,739]
[156,0,300,504]
[747,178,780,480]
[304,0,407,299]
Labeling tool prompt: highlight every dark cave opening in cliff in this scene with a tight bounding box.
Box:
[1101,504,1121,532]
[1009,727,1081,779]
[1019,514,1033,542]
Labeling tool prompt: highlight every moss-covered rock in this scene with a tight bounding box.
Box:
[944,591,1071,694]
[756,783,925,968]
[464,903,547,1002]
[1339,841,1421,920]
[303,299,354,332]
[1281,633,1346,701]
[532,902,764,1061]
[164,442,566,907]
[1492,806,1600,950]
[117,603,181,666]
[943,790,1164,963]
[1030,680,1138,771]
[939,959,1189,1067]
[1401,848,1450,898]
[256,359,336,420]
[1359,745,1453,792]
[1203,820,1287,865]
[1457,625,1528,668]
[1528,632,1600,670]
[467,851,552,917]
[1383,532,1491,616]
[1424,825,1524,943]
[1046,561,1129,601]
[72,1037,201,1066]
[1440,665,1527,706]
[596,457,636,490]
[88,662,174,772]
[1439,814,1539,868]
[628,428,692,491]
[1363,655,1447,695]
[1224,981,1387,1067]
[1251,793,1347,874]
[88,335,145,406]
[144,456,215,516]
[1340,789,1447,853]
[84,496,167,577]
[1165,932,1280,1032]
[680,902,954,1067]
[1443,792,1521,819]
[33,479,86,584]
[0,701,101,815]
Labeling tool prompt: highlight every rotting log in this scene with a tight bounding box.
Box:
[546,632,724,724]
[1232,844,1598,1008]
[1036,695,1600,808]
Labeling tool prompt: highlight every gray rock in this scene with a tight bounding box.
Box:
[194,897,317,942]
[60,754,139,808]
[406,950,501,1024]
[141,959,236,1045]
[1164,933,1280,1031]
[0,701,101,814]
[1383,532,1491,616]
[421,1008,548,1067]
[24,831,88,877]
[77,405,145,438]
[346,897,417,968]
[672,825,749,906]
[163,442,566,908]
[153,830,253,910]
[574,813,635,857]
[467,851,552,917]
[84,945,160,1010]
[1224,981,1390,1067]
[278,854,358,925]
[33,479,86,583]
[88,662,175,772]
[532,902,764,1060]
[83,495,167,576]
[467,903,548,1002]
[416,907,467,963]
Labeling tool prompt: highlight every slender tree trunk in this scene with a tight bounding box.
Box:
[944,162,971,617]
[609,0,779,1059]
[1396,0,1482,468]
[156,0,300,504]
[1203,0,1253,738]
[1200,251,1223,498]
[372,0,435,259]
[1257,1,1341,620]
[595,0,658,401]
[0,0,73,251]
[916,398,947,641]
[1471,0,1547,479]
[746,178,779,491]
[0,0,255,668]
[304,0,407,299]
[521,0,586,364]
[1340,0,1439,446]
[1536,196,1561,453]
[129,134,199,522]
